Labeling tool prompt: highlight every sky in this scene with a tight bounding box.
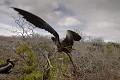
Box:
[0,0,120,42]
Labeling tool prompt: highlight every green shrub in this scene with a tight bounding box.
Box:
[19,71,42,80]
[16,43,29,53]
[21,64,37,74]
[48,53,70,80]
[0,59,5,64]
[16,43,37,73]
[49,59,57,80]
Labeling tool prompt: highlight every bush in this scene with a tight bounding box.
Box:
[16,43,37,74]
[0,59,5,64]
[19,71,42,80]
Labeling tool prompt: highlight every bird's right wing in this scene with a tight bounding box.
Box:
[67,30,81,41]
[62,30,81,46]
[12,7,60,40]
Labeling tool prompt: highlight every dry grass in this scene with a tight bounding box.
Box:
[0,35,120,80]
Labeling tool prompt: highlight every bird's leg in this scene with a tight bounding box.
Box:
[65,52,76,71]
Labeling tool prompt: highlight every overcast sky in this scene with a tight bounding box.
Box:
[0,0,120,42]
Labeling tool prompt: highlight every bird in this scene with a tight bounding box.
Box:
[12,7,81,70]
[0,59,15,73]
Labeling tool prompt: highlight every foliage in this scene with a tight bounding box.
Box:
[48,53,71,80]
[16,43,37,74]
[19,71,42,80]
[0,36,120,80]
[0,59,5,64]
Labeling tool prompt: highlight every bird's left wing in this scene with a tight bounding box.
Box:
[12,7,60,40]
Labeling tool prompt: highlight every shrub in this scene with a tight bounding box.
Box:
[0,59,5,64]
[16,43,37,73]
[19,71,42,80]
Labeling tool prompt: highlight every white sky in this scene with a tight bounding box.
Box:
[0,0,120,42]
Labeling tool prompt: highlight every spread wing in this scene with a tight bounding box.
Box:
[68,30,81,41]
[12,7,60,40]
[62,30,81,46]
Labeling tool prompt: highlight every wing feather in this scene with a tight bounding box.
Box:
[12,7,59,40]
[62,30,81,46]
[67,30,81,41]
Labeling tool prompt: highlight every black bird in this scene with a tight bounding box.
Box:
[12,7,81,70]
[0,59,15,73]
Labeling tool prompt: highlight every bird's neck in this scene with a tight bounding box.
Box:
[8,61,14,67]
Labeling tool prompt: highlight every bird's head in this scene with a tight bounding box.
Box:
[6,59,18,67]
[7,59,17,62]
[7,59,11,62]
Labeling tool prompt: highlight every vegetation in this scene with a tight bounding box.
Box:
[0,35,120,80]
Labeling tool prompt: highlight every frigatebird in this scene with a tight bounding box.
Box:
[0,59,14,73]
[12,7,81,70]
